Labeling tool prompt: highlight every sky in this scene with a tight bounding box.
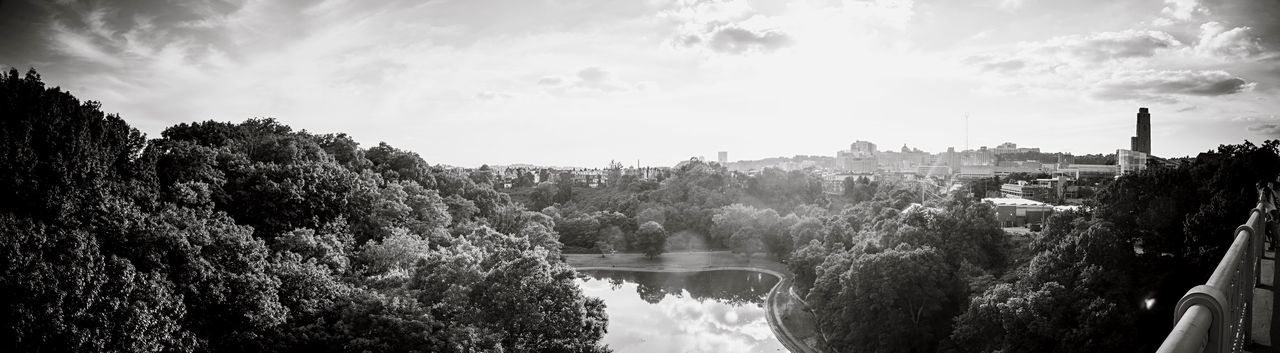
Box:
[1,0,1278,167]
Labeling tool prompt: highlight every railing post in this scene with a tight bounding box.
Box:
[1157,185,1279,353]
[1243,209,1263,345]
[1176,286,1229,353]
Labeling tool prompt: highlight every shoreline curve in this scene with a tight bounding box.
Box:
[572,264,821,353]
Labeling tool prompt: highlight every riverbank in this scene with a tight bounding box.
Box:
[566,251,825,353]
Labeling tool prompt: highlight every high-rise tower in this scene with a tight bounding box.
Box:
[1130,107,1151,154]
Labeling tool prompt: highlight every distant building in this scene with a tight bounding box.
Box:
[822,173,876,194]
[993,142,1041,155]
[794,160,818,171]
[837,153,878,173]
[984,198,1054,227]
[1060,164,1118,180]
[1131,107,1151,154]
[877,145,929,172]
[1057,154,1075,167]
[718,151,728,164]
[1118,149,1148,175]
[850,140,877,157]
[946,147,961,170]
[915,165,951,177]
[965,146,995,166]
[958,165,995,180]
[1034,175,1072,199]
[822,175,846,194]
[838,140,879,173]
[993,160,1046,176]
[994,142,1018,155]
[1001,182,1053,202]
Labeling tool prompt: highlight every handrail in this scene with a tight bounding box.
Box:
[1156,185,1276,353]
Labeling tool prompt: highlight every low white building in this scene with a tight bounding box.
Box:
[983,197,1054,227]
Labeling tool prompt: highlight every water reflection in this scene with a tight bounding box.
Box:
[578,270,788,353]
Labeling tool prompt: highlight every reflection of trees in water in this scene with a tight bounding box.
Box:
[584,270,777,305]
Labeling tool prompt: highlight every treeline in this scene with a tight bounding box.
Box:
[539,120,1280,351]
[802,144,1277,353]
[723,155,839,171]
[509,161,829,257]
[995,151,1117,165]
[950,142,1279,352]
[0,69,608,353]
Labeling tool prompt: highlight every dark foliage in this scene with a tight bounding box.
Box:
[0,69,608,353]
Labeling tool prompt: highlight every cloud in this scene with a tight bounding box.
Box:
[1040,30,1183,63]
[1161,0,1206,21]
[675,24,794,55]
[1249,123,1280,135]
[475,91,512,101]
[5,0,1277,164]
[49,21,124,68]
[963,55,1027,73]
[702,26,793,54]
[1198,0,1280,54]
[960,29,1259,104]
[536,67,639,93]
[1092,70,1254,102]
[577,67,609,83]
[965,30,1183,73]
[572,67,634,92]
[536,76,564,85]
[1239,116,1280,135]
[1239,115,1280,136]
[1196,22,1265,59]
[661,0,795,55]
[988,0,1027,12]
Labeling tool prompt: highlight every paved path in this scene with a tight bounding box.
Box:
[567,251,825,353]
[1249,244,1278,352]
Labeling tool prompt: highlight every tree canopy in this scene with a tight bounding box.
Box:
[0,69,608,353]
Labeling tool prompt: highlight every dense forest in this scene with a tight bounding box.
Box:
[0,69,608,353]
[4,66,1279,353]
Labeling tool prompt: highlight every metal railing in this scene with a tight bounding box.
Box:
[1156,187,1276,353]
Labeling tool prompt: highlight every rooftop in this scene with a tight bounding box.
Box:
[982,197,1051,207]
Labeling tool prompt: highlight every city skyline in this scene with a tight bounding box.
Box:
[1,0,1277,167]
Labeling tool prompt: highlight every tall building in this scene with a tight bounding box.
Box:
[837,140,878,173]
[717,151,728,164]
[1118,149,1148,175]
[992,142,1040,155]
[994,142,1018,155]
[946,147,960,171]
[1131,107,1151,154]
[969,146,995,166]
[850,140,877,157]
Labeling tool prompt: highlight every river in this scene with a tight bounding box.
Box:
[576,269,790,353]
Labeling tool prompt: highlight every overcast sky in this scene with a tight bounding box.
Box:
[1,0,1277,167]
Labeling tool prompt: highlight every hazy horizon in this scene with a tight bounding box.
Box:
[2,0,1277,167]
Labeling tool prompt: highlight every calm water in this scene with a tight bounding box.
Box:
[577,270,789,353]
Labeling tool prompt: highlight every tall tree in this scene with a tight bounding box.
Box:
[809,245,952,353]
[635,221,669,259]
